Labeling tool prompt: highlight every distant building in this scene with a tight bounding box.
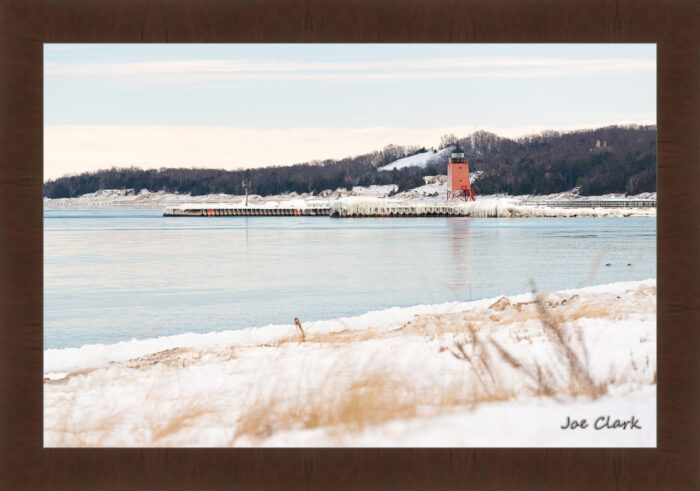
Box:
[591,139,609,152]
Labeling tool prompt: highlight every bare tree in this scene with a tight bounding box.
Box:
[440,133,459,148]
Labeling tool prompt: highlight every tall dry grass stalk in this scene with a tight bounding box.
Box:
[449,281,607,400]
[529,283,605,398]
[577,246,610,288]
[294,317,306,342]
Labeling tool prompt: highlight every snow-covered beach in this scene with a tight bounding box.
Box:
[44,279,656,447]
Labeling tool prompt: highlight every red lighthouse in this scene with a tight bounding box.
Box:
[447,145,475,201]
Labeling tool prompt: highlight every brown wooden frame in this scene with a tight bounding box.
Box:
[1,0,698,488]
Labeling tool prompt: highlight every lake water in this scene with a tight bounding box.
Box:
[44,209,656,349]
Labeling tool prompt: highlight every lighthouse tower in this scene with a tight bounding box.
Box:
[447,145,475,201]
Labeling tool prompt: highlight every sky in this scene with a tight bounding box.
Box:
[44,44,656,180]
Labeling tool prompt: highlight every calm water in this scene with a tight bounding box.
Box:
[44,209,656,349]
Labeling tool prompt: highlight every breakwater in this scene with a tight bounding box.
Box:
[163,203,330,216]
[163,198,656,218]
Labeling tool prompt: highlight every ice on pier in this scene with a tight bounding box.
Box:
[329,197,656,218]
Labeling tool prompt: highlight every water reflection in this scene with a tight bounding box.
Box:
[447,219,473,300]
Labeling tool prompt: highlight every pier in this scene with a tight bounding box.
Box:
[163,198,656,218]
[162,201,472,218]
[519,200,656,208]
[330,201,471,218]
[163,203,330,217]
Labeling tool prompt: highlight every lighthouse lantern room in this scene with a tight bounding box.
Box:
[447,145,476,201]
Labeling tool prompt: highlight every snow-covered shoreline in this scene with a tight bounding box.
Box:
[44,279,655,375]
[43,186,656,210]
[44,188,656,218]
[45,279,656,447]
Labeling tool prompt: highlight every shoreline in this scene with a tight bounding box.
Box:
[45,279,656,447]
[44,278,656,376]
[43,188,657,211]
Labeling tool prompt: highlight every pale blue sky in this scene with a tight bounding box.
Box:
[44,44,655,179]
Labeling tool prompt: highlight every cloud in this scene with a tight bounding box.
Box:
[43,122,655,180]
[44,57,655,85]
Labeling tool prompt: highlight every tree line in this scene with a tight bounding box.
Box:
[43,125,656,199]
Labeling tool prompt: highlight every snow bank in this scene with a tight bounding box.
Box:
[45,280,656,447]
[262,387,656,447]
[44,299,495,376]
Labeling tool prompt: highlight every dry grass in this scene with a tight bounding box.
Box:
[253,284,654,350]
[264,326,392,348]
[231,358,527,444]
[233,368,421,442]
[45,392,126,447]
[446,282,610,401]
[45,345,238,386]
[46,396,216,446]
[530,285,605,398]
[127,345,237,370]
[44,367,98,386]
[150,401,211,443]
[232,283,654,443]
[127,347,194,369]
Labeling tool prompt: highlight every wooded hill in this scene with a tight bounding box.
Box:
[43,125,656,198]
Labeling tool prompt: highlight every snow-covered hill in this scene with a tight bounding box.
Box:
[378,147,452,171]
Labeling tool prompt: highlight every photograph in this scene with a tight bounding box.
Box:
[42,43,657,447]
